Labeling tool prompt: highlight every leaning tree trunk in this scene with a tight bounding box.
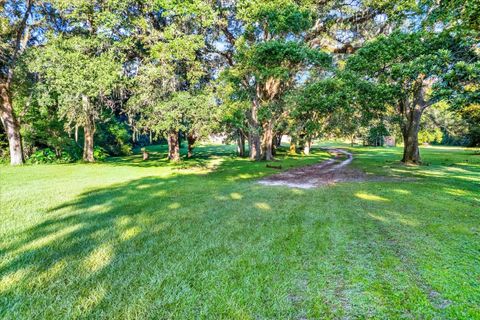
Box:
[187,133,196,158]
[0,0,33,166]
[401,108,423,164]
[168,130,180,161]
[0,83,24,165]
[400,76,432,165]
[237,129,246,157]
[400,74,434,164]
[83,113,95,162]
[262,119,274,161]
[248,98,262,161]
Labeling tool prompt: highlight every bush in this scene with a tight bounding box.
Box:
[27,148,58,164]
[93,146,109,161]
[25,144,83,164]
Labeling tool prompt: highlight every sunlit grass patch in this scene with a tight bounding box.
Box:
[355,192,389,202]
[83,244,114,273]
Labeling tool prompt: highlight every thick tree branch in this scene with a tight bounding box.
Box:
[6,0,34,86]
[222,26,236,46]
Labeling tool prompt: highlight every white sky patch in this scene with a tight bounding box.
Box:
[375,14,388,24]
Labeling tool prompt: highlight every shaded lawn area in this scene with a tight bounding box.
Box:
[0,144,479,319]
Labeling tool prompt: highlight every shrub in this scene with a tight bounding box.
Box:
[93,146,109,161]
[27,148,57,164]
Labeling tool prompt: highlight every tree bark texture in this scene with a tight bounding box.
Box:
[187,133,196,158]
[168,130,180,161]
[0,84,24,165]
[237,129,246,157]
[262,119,274,160]
[248,96,261,161]
[400,75,432,165]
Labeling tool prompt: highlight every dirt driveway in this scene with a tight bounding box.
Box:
[258,148,379,189]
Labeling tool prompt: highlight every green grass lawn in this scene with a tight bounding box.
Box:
[1,144,479,319]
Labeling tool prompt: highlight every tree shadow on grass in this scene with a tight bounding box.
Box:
[1,154,479,318]
[105,144,238,168]
[4,144,479,318]
[0,172,242,317]
[1,155,310,318]
[104,144,328,169]
[0,145,330,318]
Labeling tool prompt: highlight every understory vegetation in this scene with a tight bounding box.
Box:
[1,144,479,319]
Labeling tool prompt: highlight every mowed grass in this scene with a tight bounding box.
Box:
[0,144,479,319]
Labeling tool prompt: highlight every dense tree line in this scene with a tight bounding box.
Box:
[1,0,479,165]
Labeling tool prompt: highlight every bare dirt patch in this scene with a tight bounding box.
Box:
[258,148,391,189]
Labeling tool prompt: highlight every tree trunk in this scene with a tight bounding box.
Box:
[0,83,24,165]
[248,97,261,161]
[274,133,282,148]
[272,136,278,157]
[289,138,297,155]
[262,119,274,160]
[401,108,423,164]
[168,130,180,161]
[83,114,95,162]
[237,129,245,157]
[0,0,33,165]
[400,75,434,164]
[272,132,282,156]
[187,133,196,158]
[298,133,306,151]
[81,96,95,162]
[249,131,261,160]
[303,139,312,155]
